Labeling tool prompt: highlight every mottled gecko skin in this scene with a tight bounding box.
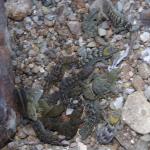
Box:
[19,46,120,145]
[82,8,99,37]
[102,0,131,33]
[96,123,117,144]
[36,47,119,143]
[59,46,119,98]
[47,55,79,87]
[83,0,132,36]
[79,100,98,140]
[79,70,119,140]
[48,47,116,102]
[79,46,120,66]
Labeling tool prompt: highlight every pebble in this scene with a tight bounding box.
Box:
[124,88,135,95]
[110,96,124,110]
[87,41,96,48]
[44,18,55,27]
[27,135,40,143]
[70,142,77,148]
[61,140,70,145]
[32,66,40,73]
[28,63,34,68]
[78,37,86,47]
[41,0,55,7]
[141,47,150,64]
[15,76,21,84]
[32,16,43,25]
[120,63,133,82]
[138,63,150,79]
[135,139,149,150]
[39,67,45,73]
[77,141,87,150]
[111,35,123,42]
[28,50,38,57]
[22,125,36,136]
[100,22,109,29]
[144,86,150,100]
[96,146,114,150]
[20,145,28,150]
[140,32,150,42]
[136,134,150,150]
[58,135,66,140]
[98,28,107,37]
[132,75,145,91]
[5,0,33,21]
[133,43,140,50]
[141,134,150,142]
[90,0,101,10]
[122,91,150,134]
[116,1,124,12]
[73,0,86,9]
[17,127,27,139]
[35,144,43,150]
[66,108,74,115]
[67,21,82,36]
[7,142,18,149]
[95,36,107,45]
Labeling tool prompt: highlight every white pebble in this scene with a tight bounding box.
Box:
[77,141,87,150]
[66,108,74,115]
[110,96,124,110]
[98,28,107,37]
[140,32,150,42]
[141,47,150,64]
[125,88,135,95]
[39,67,45,73]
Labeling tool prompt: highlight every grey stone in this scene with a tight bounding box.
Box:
[135,139,149,150]
[87,41,96,48]
[144,86,150,100]
[67,21,82,36]
[124,88,135,95]
[77,141,87,150]
[141,48,150,65]
[122,91,150,134]
[132,75,145,91]
[35,144,43,150]
[141,134,150,142]
[110,96,124,110]
[140,32,150,42]
[138,63,150,79]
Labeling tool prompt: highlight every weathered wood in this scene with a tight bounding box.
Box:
[0,0,19,148]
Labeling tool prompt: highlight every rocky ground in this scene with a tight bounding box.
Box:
[2,0,150,150]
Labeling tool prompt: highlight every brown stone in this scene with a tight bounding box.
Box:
[138,63,150,79]
[132,75,145,91]
[120,63,134,82]
[72,0,86,9]
[5,0,32,21]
